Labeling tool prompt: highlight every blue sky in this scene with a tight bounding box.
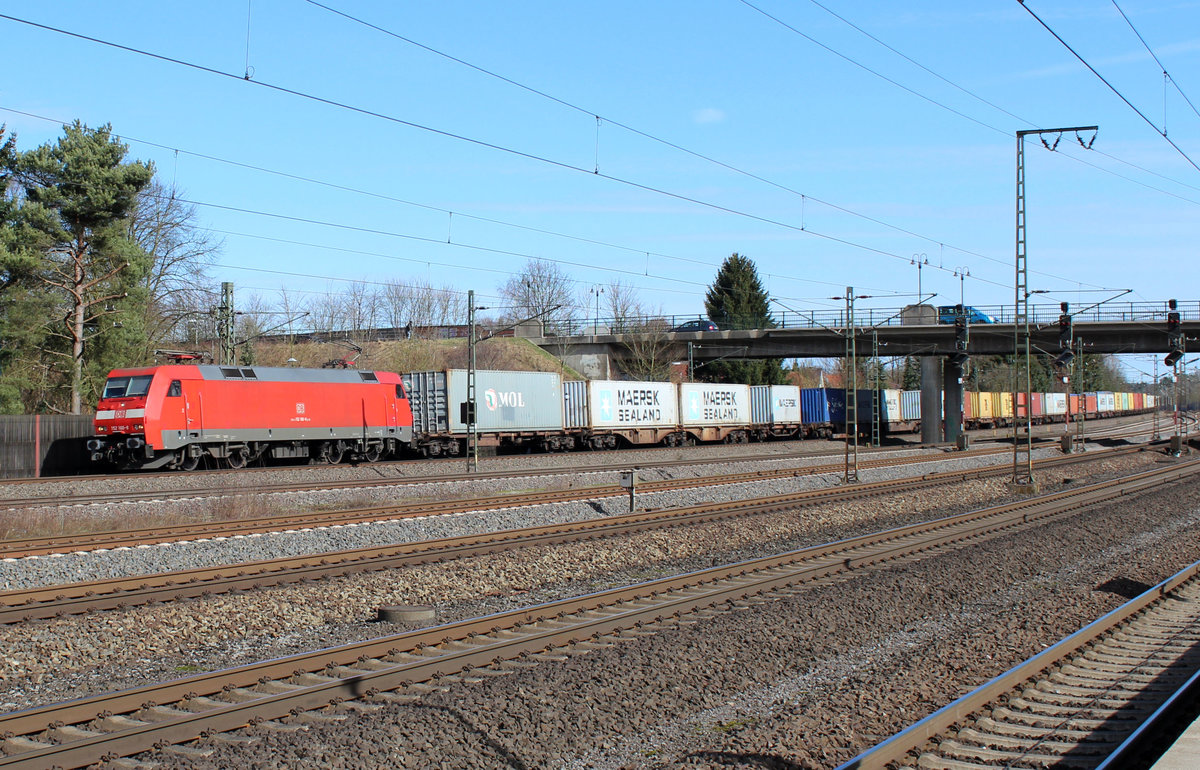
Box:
[2,1,1198,374]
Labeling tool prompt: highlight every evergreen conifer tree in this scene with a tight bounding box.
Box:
[698,253,785,385]
[7,122,153,413]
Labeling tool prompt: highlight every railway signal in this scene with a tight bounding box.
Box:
[949,311,970,366]
[1054,302,1074,368]
[1166,298,1184,367]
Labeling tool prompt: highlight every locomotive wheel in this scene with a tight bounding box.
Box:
[323,442,345,464]
[362,444,383,463]
[226,447,250,469]
[179,450,201,471]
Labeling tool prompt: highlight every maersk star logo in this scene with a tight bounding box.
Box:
[598,390,613,421]
[688,391,701,419]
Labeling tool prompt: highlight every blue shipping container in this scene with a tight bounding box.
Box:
[800,388,831,425]
[824,388,882,427]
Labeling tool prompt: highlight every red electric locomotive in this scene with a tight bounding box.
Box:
[88,365,413,470]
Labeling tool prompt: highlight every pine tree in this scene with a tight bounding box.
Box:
[698,253,785,385]
[8,122,153,413]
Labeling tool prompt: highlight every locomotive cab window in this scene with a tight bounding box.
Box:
[102,375,154,399]
[167,380,182,397]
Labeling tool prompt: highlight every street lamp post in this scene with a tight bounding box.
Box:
[954,267,969,307]
[912,254,928,302]
[590,285,604,335]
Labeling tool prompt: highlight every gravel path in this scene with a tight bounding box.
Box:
[148,451,1200,770]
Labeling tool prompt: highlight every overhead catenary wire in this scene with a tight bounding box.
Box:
[1,101,896,305]
[1018,0,1200,174]
[301,0,1008,270]
[0,15,992,287]
[168,194,903,296]
[793,1,1200,202]
[0,11,1141,298]
[1111,0,1200,125]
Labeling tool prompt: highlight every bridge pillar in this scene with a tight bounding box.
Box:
[920,356,942,444]
[943,357,964,444]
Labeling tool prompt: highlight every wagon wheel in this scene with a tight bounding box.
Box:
[178,449,201,472]
[323,441,345,464]
[362,444,383,463]
[226,446,250,469]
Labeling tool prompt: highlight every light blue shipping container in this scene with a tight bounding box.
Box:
[404,370,563,433]
[900,390,922,421]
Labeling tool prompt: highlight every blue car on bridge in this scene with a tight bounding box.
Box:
[938,305,997,324]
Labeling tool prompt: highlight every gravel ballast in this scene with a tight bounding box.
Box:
[151,456,1200,770]
[0,448,1161,714]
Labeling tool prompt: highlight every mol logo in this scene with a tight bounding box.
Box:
[484,389,526,411]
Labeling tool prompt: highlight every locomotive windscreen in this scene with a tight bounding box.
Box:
[102,375,154,399]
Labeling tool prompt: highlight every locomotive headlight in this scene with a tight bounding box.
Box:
[136,424,143,430]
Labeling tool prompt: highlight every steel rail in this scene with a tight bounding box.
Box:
[0,457,1193,769]
[0,441,878,498]
[837,558,1200,770]
[0,447,1146,622]
[1,413,1156,500]
[0,444,1032,559]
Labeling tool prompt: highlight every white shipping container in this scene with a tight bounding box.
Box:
[586,381,678,428]
[1045,392,1067,415]
[883,389,902,422]
[679,383,751,426]
[770,385,801,423]
[1098,392,1116,412]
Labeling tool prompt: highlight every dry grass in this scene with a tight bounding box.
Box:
[0,491,293,541]
[250,337,584,379]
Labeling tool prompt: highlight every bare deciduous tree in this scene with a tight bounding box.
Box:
[499,259,573,332]
[383,279,466,335]
[129,180,221,358]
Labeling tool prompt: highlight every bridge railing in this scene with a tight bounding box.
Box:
[545,301,1192,337]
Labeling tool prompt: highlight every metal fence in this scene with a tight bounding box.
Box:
[543,300,1194,337]
[0,415,94,479]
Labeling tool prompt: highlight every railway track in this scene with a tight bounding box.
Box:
[840,557,1200,769]
[0,447,1151,623]
[0,443,1037,559]
[0,443,917,509]
[0,455,1193,769]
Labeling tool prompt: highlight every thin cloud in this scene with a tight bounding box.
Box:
[693,107,727,124]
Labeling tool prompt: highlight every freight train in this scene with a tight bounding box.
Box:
[87,365,1157,470]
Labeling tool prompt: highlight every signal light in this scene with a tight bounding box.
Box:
[1053,350,1075,368]
[1168,311,1181,333]
[1058,313,1072,350]
[950,352,969,366]
[1166,349,1184,368]
[953,313,968,352]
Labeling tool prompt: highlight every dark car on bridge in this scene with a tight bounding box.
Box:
[673,319,719,332]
